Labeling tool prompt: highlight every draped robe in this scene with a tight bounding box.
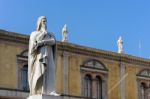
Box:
[28,31,56,95]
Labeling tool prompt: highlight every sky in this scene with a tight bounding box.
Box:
[0,0,150,59]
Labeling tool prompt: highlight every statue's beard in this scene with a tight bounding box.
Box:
[41,24,47,32]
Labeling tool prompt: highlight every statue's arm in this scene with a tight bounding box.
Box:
[43,38,55,45]
[32,33,55,48]
[30,32,40,55]
[31,40,38,55]
[38,33,56,46]
[36,39,55,47]
[37,40,45,46]
[45,33,56,45]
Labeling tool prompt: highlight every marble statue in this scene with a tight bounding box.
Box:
[62,24,68,42]
[28,16,58,96]
[117,36,124,53]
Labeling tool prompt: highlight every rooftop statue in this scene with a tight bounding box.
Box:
[62,24,68,42]
[117,36,124,53]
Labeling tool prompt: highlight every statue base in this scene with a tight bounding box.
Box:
[27,94,61,99]
[27,94,85,99]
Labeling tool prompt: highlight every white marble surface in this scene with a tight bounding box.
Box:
[28,16,56,95]
[117,36,124,53]
[62,24,68,42]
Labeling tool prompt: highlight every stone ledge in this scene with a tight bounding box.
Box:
[0,29,29,44]
[27,95,59,99]
[0,89,29,98]
[27,94,85,99]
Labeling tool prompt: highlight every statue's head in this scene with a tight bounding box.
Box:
[119,36,122,40]
[37,16,47,31]
[118,36,123,42]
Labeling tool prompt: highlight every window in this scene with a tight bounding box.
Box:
[17,49,29,91]
[140,82,149,99]
[137,69,150,99]
[21,65,29,90]
[84,74,92,98]
[95,76,102,99]
[81,59,108,99]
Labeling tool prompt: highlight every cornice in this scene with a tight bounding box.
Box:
[0,29,29,44]
[0,29,150,67]
[57,42,150,67]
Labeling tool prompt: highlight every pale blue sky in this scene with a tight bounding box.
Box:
[1,0,150,58]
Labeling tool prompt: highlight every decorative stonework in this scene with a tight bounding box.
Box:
[137,69,150,78]
[83,60,106,70]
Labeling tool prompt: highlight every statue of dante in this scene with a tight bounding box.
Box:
[117,36,124,53]
[28,16,57,95]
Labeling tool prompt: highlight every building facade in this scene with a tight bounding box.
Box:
[0,29,150,99]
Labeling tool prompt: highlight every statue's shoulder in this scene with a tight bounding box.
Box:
[31,31,38,35]
[30,31,39,37]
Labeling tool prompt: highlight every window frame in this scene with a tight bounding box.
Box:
[17,49,29,91]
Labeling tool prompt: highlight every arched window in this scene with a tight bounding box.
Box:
[17,49,29,91]
[141,83,148,99]
[84,74,92,98]
[21,65,29,91]
[81,59,108,98]
[137,69,150,99]
[95,76,102,99]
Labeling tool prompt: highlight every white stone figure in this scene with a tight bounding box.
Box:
[28,16,58,95]
[62,24,68,42]
[117,36,124,53]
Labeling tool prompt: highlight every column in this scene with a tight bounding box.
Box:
[92,78,96,98]
[120,62,126,99]
[63,52,69,95]
[102,75,108,99]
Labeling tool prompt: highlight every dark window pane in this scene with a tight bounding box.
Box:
[96,76,102,99]
[140,83,148,99]
[21,65,29,91]
[84,75,92,98]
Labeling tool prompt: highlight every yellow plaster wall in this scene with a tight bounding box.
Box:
[56,54,63,93]
[66,55,122,98]
[107,62,121,99]
[125,65,138,99]
[0,39,142,99]
[68,55,81,96]
[0,42,27,89]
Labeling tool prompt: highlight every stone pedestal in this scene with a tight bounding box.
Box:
[27,94,62,99]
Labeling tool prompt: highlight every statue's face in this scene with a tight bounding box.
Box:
[41,18,47,26]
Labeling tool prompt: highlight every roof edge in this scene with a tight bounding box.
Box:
[0,29,150,66]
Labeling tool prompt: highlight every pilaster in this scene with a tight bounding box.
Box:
[63,52,69,95]
[120,62,126,99]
